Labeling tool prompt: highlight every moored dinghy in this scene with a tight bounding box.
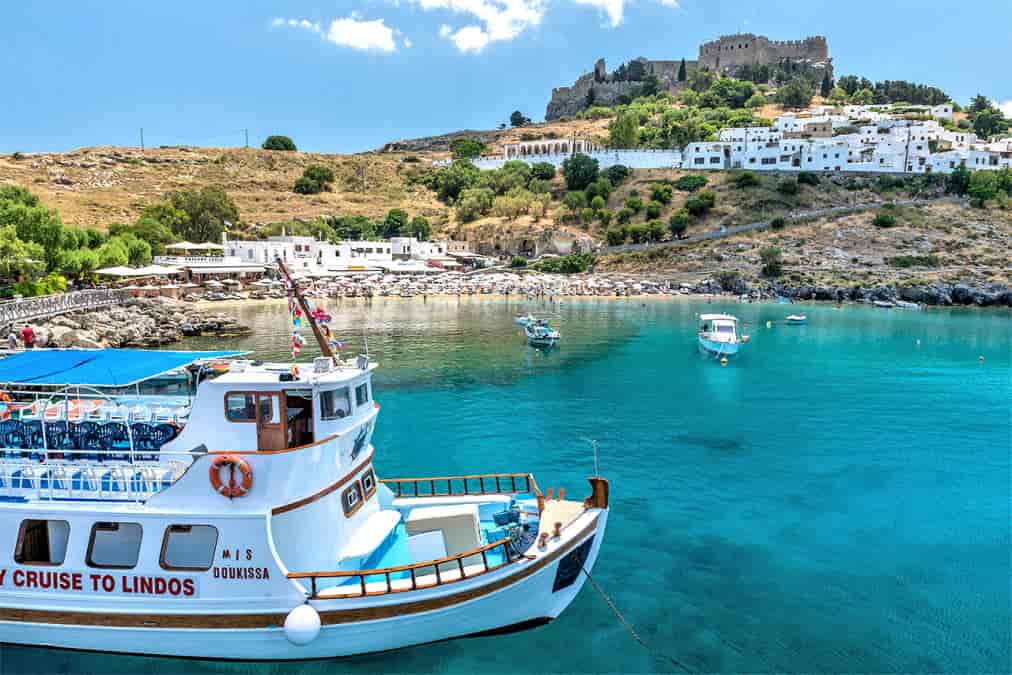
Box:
[785,314,807,325]
[524,320,561,347]
[0,261,608,660]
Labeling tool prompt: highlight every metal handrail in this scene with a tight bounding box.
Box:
[380,472,543,500]
[0,289,131,326]
[288,536,523,599]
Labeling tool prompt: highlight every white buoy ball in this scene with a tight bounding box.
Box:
[284,604,321,645]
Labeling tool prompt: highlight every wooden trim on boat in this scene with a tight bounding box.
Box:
[0,515,598,630]
[270,452,373,516]
[207,433,340,456]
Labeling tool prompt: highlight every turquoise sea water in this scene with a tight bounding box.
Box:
[2,298,1009,674]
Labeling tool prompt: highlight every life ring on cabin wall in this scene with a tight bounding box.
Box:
[209,454,254,499]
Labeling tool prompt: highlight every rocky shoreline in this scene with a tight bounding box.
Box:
[10,298,251,349]
[686,278,1012,308]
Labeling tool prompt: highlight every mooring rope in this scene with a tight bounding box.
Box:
[581,566,695,674]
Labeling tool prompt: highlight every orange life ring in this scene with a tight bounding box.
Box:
[209,454,253,498]
[0,393,12,403]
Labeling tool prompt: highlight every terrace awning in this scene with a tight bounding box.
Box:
[0,349,243,387]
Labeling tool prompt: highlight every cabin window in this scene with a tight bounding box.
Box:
[87,522,142,569]
[15,519,70,566]
[342,482,363,517]
[361,469,376,498]
[716,325,734,334]
[321,387,352,420]
[258,394,281,425]
[225,393,256,422]
[355,383,370,407]
[160,525,218,571]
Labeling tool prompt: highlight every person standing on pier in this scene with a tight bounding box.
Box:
[6,331,17,351]
[20,324,35,349]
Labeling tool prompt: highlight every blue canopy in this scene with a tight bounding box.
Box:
[0,349,242,387]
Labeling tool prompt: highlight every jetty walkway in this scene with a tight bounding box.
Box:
[0,289,132,328]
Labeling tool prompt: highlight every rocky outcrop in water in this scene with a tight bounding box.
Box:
[15,298,250,349]
[694,279,1012,307]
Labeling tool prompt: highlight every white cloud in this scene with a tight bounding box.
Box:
[273,15,400,53]
[403,37,413,48]
[570,0,624,27]
[996,100,1012,118]
[407,0,546,52]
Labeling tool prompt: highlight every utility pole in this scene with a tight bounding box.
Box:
[243,128,249,149]
[139,128,144,152]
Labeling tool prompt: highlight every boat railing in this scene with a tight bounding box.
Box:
[381,472,543,501]
[288,536,524,599]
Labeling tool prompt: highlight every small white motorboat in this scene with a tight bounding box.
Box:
[785,314,807,325]
[513,313,535,326]
[524,321,560,347]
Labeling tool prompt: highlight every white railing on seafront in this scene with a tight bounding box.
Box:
[0,289,132,327]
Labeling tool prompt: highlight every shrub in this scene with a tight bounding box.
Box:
[777,178,800,195]
[529,179,553,194]
[598,209,613,226]
[770,216,787,230]
[716,270,740,292]
[563,191,588,211]
[303,164,335,185]
[590,195,606,211]
[888,254,939,268]
[293,176,323,194]
[646,220,667,241]
[685,190,716,216]
[645,201,663,219]
[668,210,689,238]
[532,252,596,274]
[628,223,649,243]
[585,177,613,201]
[422,160,480,203]
[873,212,897,228]
[797,171,820,186]
[604,165,631,185]
[733,171,761,189]
[510,256,527,268]
[455,187,494,222]
[759,246,783,277]
[649,183,674,204]
[605,227,626,246]
[580,208,595,224]
[616,207,634,224]
[262,135,296,151]
[530,162,556,181]
[674,175,708,192]
[625,196,644,213]
[561,153,599,191]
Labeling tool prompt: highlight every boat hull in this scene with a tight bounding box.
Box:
[0,511,606,661]
[697,337,740,357]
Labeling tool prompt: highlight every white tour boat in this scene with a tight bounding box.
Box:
[697,313,746,357]
[0,266,608,661]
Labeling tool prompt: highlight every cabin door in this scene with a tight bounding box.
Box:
[256,392,286,451]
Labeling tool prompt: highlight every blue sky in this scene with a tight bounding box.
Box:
[2,0,1010,154]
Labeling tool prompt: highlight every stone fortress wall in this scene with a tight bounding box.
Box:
[699,34,831,77]
[546,34,831,121]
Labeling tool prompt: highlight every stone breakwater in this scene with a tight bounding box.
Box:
[11,298,250,349]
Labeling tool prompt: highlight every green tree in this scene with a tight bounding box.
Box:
[973,108,1009,139]
[563,191,588,211]
[303,164,335,187]
[733,171,761,189]
[605,227,626,246]
[0,185,39,207]
[140,202,189,234]
[0,224,45,278]
[674,175,707,192]
[407,216,431,239]
[759,246,783,277]
[820,73,833,98]
[777,178,800,195]
[424,160,480,203]
[165,186,239,243]
[625,195,644,213]
[561,153,599,191]
[668,210,689,238]
[645,201,663,219]
[677,58,687,82]
[96,238,129,268]
[381,209,409,238]
[646,219,667,241]
[509,111,531,127]
[689,68,715,93]
[262,135,296,151]
[598,208,613,226]
[616,208,634,225]
[608,110,640,148]
[745,93,766,109]
[450,138,485,159]
[628,223,649,243]
[455,188,494,222]
[967,171,1000,205]
[530,162,556,181]
[850,88,874,105]
[604,164,631,185]
[108,218,174,256]
[945,165,971,195]
[118,236,152,266]
[590,195,606,211]
[775,78,814,109]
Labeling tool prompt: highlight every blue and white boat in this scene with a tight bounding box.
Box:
[697,314,745,357]
[524,321,560,347]
[513,313,535,326]
[785,314,807,325]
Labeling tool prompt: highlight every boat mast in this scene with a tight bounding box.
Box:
[275,256,335,359]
